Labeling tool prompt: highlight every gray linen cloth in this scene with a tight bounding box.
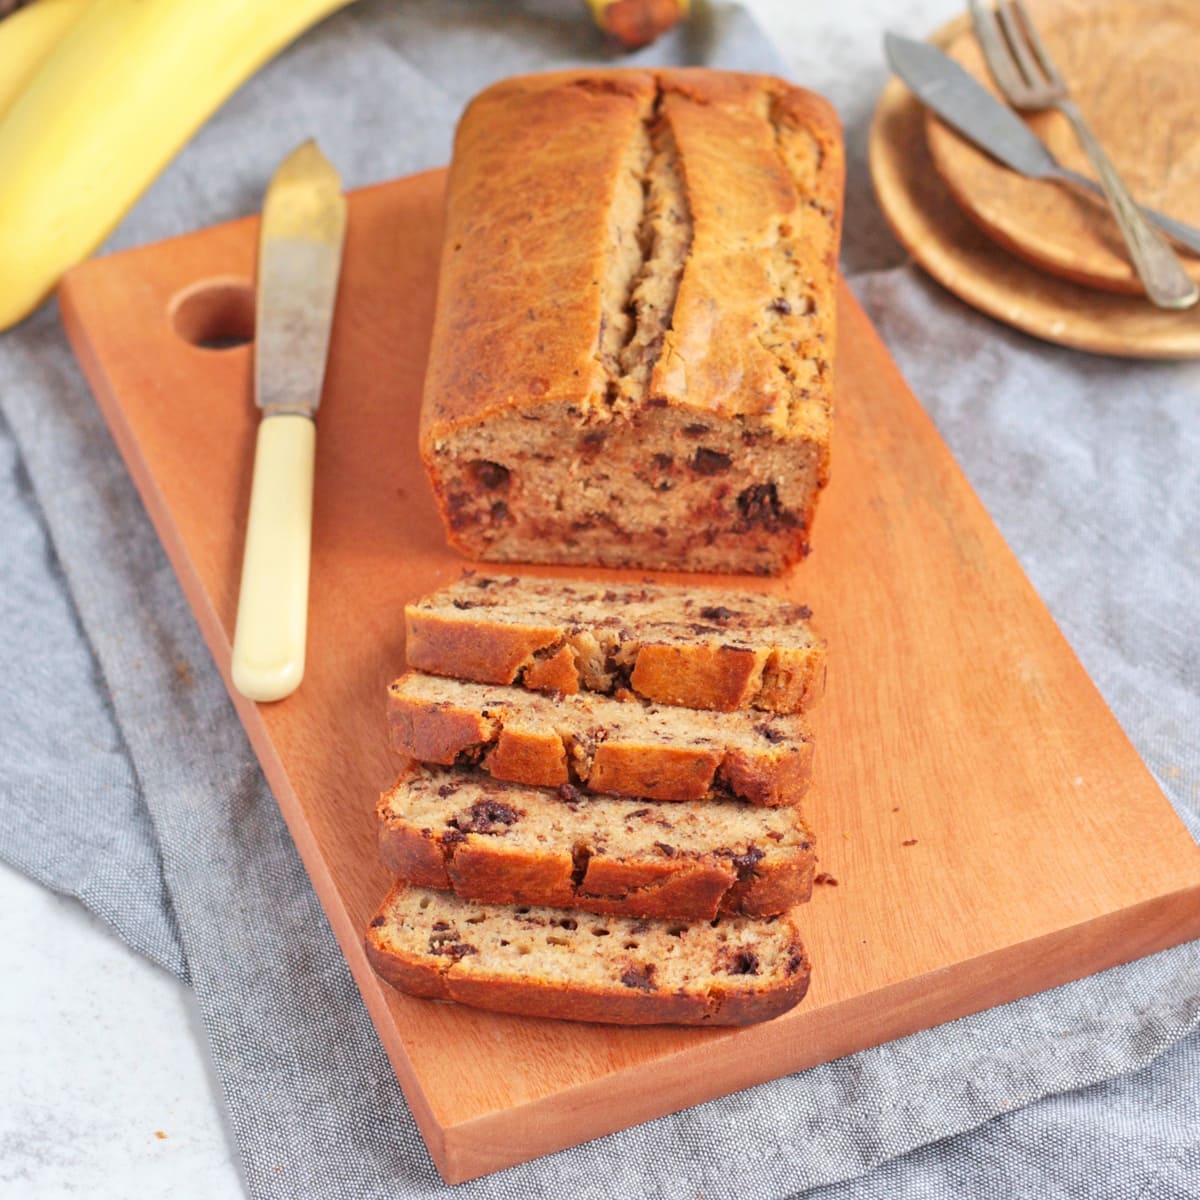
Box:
[1,2,1198,1196]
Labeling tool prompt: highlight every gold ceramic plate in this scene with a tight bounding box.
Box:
[869,12,1200,358]
[925,0,1200,295]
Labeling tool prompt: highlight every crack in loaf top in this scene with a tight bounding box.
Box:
[420,68,844,443]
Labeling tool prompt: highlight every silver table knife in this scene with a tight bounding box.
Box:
[884,32,1200,256]
[230,140,347,703]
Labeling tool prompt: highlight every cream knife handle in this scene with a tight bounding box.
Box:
[231,413,315,702]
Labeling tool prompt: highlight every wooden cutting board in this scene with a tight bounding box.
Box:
[58,168,1200,1184]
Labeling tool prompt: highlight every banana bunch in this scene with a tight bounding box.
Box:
[583,0,690,50]
[0,0,356,330]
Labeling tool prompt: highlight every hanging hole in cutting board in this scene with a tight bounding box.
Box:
[170,278,255,350]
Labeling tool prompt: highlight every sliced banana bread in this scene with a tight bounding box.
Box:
[406,574,825,713]
[378,762,815,919]
[387,672,813,805]
[365,882,810,1025]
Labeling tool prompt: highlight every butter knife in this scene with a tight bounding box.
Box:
[231,140,346,703]
[884,32,1200,256]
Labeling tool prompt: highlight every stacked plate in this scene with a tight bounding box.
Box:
[869,0,1200,357]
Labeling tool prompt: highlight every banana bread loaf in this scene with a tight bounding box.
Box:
[420,68,844,575]
[406,574,826,713]
[378,762,816,919]
[365,882,811,1025]
[387,672,814,805]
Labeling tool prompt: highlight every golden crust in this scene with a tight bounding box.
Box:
[408,607,825,713]
[487,726,571,787]
[404,578,827,714]
[630,643,763,711]
[518,644,579,694]
[587,742,721,802]
[364,882,811,1027]
[374,763,816,920]
[446,840,577,906]
[377,816,816,920]
[386,675,813,806]
[405,610,563,688]
[421,67,842,441]
[365,948,809,1026]
[385,701,492,767]
[420,72,657,437]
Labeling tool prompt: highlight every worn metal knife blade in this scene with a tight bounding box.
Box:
[883,32,1200,255]
[255,139,347,417]
[231,140,346,704]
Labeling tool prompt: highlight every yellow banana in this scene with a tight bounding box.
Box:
[0,0,91,119]
[0,0,356,330]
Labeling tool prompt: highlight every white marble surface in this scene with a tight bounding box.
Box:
[0,860,244,1198]
[0,3,965,1195]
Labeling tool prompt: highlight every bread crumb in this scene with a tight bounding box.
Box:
[902,839,918,847]
[154,1131,167,1140]
[814,872,838,887]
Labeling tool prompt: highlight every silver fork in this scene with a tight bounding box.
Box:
[969,0,1198,310]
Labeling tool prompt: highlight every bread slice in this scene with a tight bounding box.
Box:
[387,672,813,805]
[406,574,825,713]
[365,882,810,1026]
[378,762,816,919]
